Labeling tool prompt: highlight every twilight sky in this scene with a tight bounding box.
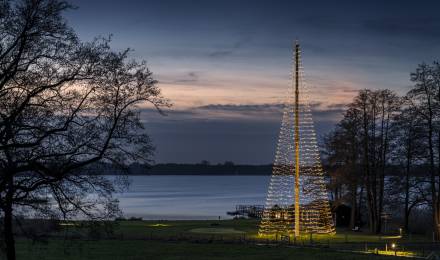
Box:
[67,0,440,164]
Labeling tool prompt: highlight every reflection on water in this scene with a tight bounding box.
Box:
[115,175,269,220]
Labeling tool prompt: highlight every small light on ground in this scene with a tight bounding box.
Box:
[149,224,170,227]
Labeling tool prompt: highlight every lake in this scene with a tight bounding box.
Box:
[115,175,270,220]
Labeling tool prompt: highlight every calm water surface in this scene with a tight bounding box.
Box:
[115,175,270,220]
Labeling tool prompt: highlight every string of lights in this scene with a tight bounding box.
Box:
[258,41,335,238]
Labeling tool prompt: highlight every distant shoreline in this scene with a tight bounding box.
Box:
[100,163,272,176]
[92,163,429,176]
[124,173,271,176]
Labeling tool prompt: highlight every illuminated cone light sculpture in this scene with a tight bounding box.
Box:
[258,42,335,238]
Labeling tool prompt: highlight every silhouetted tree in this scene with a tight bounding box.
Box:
[200,160,210,166]
[326,89,400,233]
[223,161,234,166]
[0,0,169,259]
[407,62,440,239]
[389,97,427,232]
[324,106,362,229]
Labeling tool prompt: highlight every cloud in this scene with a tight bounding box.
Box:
[140,102,347,164]
[197,103,283,112]
[207,34,252,57]
[326,103,348,110]
[140,101,347,125]
[173,71,199,83]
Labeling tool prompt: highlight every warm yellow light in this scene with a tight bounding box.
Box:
[258,42,335,238]
[382,235,401,239]
[372,249,414,257]
[59,222,77,226]
[149,223,170,227]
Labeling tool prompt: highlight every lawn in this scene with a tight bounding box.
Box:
[17,240,407,260]
[14,219,433,259]
[112,219,423,246]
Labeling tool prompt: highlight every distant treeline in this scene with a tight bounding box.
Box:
[87,161,274,175]
[90,162,430,176]
[123,162,272,175]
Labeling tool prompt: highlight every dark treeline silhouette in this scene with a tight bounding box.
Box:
[93,161,273,175]
[143,163,273,175]
[324,61,440,237]
[93,162,435,176]
[0,0,168,259]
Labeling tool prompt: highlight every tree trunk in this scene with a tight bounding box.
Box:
[4,179,16,260]
[4,204,15,260]
[366,186,376,233]
[434,204,440,241]
[357,185,364,226]
[436,131,440,240]
[371,102,378,234]
[361,99,375,233]
[404,135,412,232]
[427,103,437,239]
[377,107,390,235]
[437,81,440,240]
[349,183,357,229]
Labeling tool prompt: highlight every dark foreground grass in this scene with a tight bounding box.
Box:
[16,239,405,260]
[13,219,430,259]
[112,219,426,242]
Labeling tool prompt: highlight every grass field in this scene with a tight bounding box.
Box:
[17,239,409,260]
[13,219,435,260]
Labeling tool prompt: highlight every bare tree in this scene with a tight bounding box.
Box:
[376,89,401,233]
[390,97,427,232]
[324,106,363,229]
[324,63,440,236]
[326,89,400,233]
[407,62,440,239]
[349,89,400,233]
[0,1,169,259]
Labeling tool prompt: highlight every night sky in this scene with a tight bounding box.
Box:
[67,0,440,164]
